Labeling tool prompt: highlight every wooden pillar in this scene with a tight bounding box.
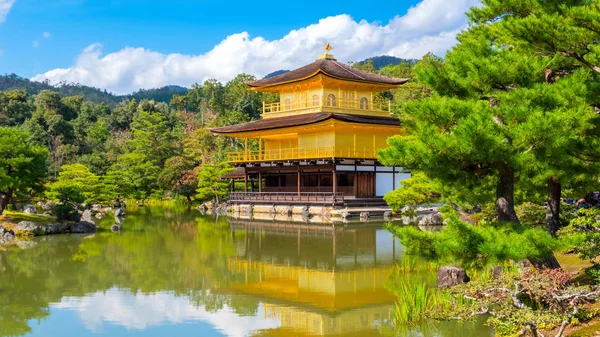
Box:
[259,137,262,161]
[244,171,248,193]
[333,165,337,196]
[354,163,358,197]
[258,172,262,193]
[244,138,248,161]
[372,167,377,197]
[297,166,301,196]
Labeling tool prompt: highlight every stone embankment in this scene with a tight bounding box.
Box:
[0,220,96,246]
[0,202,128,246]
[197,201,444,224]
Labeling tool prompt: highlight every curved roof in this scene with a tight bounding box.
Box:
[211,113,400,134]
[246,58,409,88]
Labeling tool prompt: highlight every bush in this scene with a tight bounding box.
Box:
[388,217,560,269]
[51,204,79,221]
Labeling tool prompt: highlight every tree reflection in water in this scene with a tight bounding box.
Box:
[0,206,493,337]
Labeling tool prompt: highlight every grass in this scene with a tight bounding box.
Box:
[0,211,58,230]
[392,283,461,326]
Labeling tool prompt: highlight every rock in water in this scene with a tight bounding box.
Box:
[69,222,96,234]
[14,221,45,236]
[418,213,444,226]
[110,224,122,232]
[437,266,470,288]
[115,208,126,217]
[0,225,15,245]
[21,205,37,214]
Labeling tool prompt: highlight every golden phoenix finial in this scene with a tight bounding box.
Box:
[324,43,333,52]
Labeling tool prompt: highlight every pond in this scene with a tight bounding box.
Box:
[0,206,493,337]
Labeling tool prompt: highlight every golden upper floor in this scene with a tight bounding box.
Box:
[246,46,408,119]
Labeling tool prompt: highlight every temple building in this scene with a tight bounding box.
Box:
[211,44,410,207]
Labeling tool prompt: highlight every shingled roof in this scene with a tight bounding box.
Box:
[247,58,409,88]
[211,113,400,134]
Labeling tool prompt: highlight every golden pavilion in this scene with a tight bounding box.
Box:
[211,44,410,207]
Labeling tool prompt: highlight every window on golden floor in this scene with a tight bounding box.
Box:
[312,94,320,107]
[284,98,291,110]
[326,94,337,107]
[360,97,369,110]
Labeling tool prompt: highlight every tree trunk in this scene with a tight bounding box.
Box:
[546,177,561,236]
[496,165,519,223]
[0,188,14,215]
[186,194,192,203]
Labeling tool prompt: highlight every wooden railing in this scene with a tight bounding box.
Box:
[263,97,391,115]
[229,192,345,204]
[227,145,377,163]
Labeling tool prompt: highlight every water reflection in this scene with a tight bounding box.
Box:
[0,206,492,337]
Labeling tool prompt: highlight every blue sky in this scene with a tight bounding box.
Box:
[0,0,477,94]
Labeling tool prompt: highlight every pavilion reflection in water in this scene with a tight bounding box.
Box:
[224,219,402,336]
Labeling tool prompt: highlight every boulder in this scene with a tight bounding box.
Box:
[81,210,95,223]
[418,213,444,226]
[110,224,122,232]
[360,212,370,221]
[115,208,126,217]
[69,222,96,234]
[21,205,37,214]
[40,201,55,210]
[300,206,310,218]
[91,204,103,212]
[438,266,470,288]
[0,226,15,245]
[14,221,45,236]
[44,224,69,235]
[114,216,122,224]
[95,212,105,219]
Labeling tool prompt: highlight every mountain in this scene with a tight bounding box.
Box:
[358,56,418,70]
[130,85,189,103]
[263,70,290,79]
[0,74,189,106]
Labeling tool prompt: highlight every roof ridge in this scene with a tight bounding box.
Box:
[330,60,367,81]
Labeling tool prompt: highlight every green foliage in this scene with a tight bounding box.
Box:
[0,127,48,214]
[379,1,600,226]
[383,171,441,212]
[516,203,546,228]
[558,208,600,266]
[196,163,233,204]
[389,217,559,269]
[45,164,101,203]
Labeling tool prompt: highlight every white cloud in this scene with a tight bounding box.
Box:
[51,289,280,336]
[43,31,51,38]
[0,0,15,23]
[32,40,39,48]
[32,0,478,95]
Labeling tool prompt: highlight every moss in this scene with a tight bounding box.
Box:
[2,211,57,226]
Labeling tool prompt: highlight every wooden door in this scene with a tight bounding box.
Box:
[356,173,375,198]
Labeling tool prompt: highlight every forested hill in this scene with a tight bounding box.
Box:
[0,74,188,106]
[358,56,418,70]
